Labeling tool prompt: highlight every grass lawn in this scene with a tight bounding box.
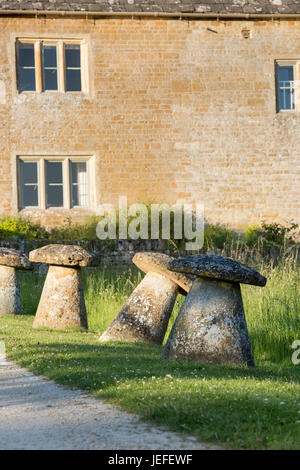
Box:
[0,259,300,450]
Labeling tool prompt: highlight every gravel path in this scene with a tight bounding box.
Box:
[0,354,215,450]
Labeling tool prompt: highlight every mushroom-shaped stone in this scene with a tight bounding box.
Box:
[0,248,31,315]
[99,252,193,345]
[30,245,94,330]
[163,255,267,366]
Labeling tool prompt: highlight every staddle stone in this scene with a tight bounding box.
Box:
[30,244,94,330]
[0,248,31,316]
[99,252,193,345]
[0,248,31,270]
[32,265,88,330]
[163,255,267,366]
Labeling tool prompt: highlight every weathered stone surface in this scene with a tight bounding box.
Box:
[0,266,21,315]
[164,254,263,365]
[169,254,266,287]
[0,249,30,315]
[133,252,193,293]
[29,244,94,267]
[0,248,31,270]
[33,265,88,330]
[100,271,178,344]
[163,277,255,366]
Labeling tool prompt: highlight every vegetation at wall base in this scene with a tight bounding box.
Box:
[0,215,299,255]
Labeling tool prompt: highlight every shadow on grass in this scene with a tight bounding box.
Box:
[9,338,300,388]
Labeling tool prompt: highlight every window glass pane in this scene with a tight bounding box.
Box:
[65,45,81,92]
[43,69,58,91]
[279,88,294,110]
[46,161,64,208]
[21,161,37,184]
[42,45,58,91]
[66,69,81,92]
[43,45,57,67]
[19,69,36,92]
[46,161,63,184]
[18,43,35,67]
[47,186,63,208]
[276,65,295,111]
[278,66,294,82]
[65,45,81,68]
[20,161,38,208]
[22,186,38,207]
[70,162,88,207]
[22,186,38,208]
[18,43,36,92]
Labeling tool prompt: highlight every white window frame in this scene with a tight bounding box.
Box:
[16,38,89,94]
[18,156,93,210]
[275,59,300,113]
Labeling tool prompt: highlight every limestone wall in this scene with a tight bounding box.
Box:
[1,16,299,229]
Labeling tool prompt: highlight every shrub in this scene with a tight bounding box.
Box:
[203,224,237,250]
[48,216,99,241]
[0,216,48,240]
[246,221,299,248]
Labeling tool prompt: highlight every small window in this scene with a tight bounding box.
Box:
[65,45,82,92]
[276,63,295,111]
[46,161,64,208]
[42,45,58,91]
[18,43,36,92]
[70,161,88,207]
[19,161,39,207]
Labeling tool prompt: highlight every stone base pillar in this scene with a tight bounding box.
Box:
[33,266,88,330]
[163,277,254,366]
[100,271,178,345]
[0,266,21,315]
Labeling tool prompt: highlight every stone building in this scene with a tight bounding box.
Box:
[0,0,300,229]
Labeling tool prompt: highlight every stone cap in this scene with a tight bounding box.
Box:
[133,252,193,293]
[0,247,31,269]
[168,254,267,287]
[29,244,94,267]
